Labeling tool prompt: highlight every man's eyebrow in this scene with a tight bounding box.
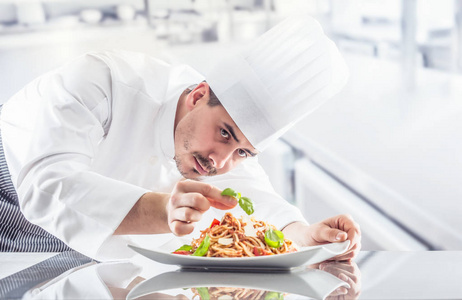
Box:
[224,122,257,157]
[224,122,239,143]
[246,150,258,157]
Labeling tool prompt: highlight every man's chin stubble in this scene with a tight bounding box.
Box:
[173,155,217,179]
[173,157,197,179]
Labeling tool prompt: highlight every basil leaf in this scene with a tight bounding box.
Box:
[174,244,192,252]
[221,188,254,215]
[192,234,210,256]
[265,291,284,300]
[221,188,239,198]
[196,287,210,300]
[264,228,284,248]
[239,196,254,215]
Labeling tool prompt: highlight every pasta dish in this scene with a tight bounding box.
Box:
[191,287,286,300]
[173,212,297,257]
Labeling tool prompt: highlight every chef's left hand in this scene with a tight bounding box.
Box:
[283,214,361,261]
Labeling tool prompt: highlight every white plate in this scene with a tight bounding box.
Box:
[127,268,350,300]
[128,238,350,271]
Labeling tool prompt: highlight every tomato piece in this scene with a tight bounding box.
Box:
[253,247,265,256]
[287,247,298,253]
[209,218,220,228]
[253,247,274,256]
[172,250,192,255]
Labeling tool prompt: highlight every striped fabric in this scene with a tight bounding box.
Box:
[0,105,71,252]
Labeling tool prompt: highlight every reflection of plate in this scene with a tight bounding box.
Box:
[127,268,349,300]
[128,238,349,271]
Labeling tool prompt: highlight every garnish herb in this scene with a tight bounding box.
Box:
[196,287,210,300]
[221,188,254,215]
[264,228,284,248]
[265,291,284,300]
[192,234,210,256]
[221,188,240,199]
[239,197,254,215]
[173,244,192,252]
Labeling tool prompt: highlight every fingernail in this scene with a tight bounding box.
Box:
[227,197,238,205]
[336,233,343,240]
[220,196,236,205]
[336,287,347,295]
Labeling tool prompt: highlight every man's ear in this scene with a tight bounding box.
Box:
[185,81,210,110]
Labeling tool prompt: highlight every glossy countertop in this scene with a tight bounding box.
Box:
[1,250,461,299]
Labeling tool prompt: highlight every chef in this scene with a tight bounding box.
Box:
[0,15,360,260]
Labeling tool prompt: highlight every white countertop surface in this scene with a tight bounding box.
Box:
[1,251,462,299]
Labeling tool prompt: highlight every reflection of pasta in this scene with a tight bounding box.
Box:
[191,287,286,300]
[191,213,297,257]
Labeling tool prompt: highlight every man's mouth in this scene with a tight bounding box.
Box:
[194,156,209,176]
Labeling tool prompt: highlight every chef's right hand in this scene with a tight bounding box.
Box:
[167,180,237,236]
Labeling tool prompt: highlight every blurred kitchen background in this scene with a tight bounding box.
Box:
[1,0,461,251]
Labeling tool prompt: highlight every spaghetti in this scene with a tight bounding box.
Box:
[174,212,297,257]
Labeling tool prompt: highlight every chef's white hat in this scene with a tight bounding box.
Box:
[206,15,349,151]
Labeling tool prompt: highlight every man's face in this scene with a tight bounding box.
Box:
[174,90,257,180]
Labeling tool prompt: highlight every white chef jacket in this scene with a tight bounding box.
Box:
[0,50,307,260]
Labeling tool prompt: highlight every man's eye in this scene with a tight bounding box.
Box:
[221,129,229,138]
[237,149,248,158]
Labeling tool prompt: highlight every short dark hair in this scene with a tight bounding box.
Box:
[185,82,222,107]
[207,87,221,107]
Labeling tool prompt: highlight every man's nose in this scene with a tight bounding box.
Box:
[209,149,233,169]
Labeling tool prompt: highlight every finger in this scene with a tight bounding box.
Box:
[319,261,357,274]
[324,272,355,299]
[206,196,237,210]
[337,215,361,249]
[315,227,348,244]
[170,207,203,224]
[170,192,211,212]
[176,180,237,209]
[332,241,361,261]
[327,286,348,297]
[170,220,195,236]
[126,276,145,290]
[330,247,358,261]
[338,272,362,298]
[320,265,357,284]
[324,215,362,256]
